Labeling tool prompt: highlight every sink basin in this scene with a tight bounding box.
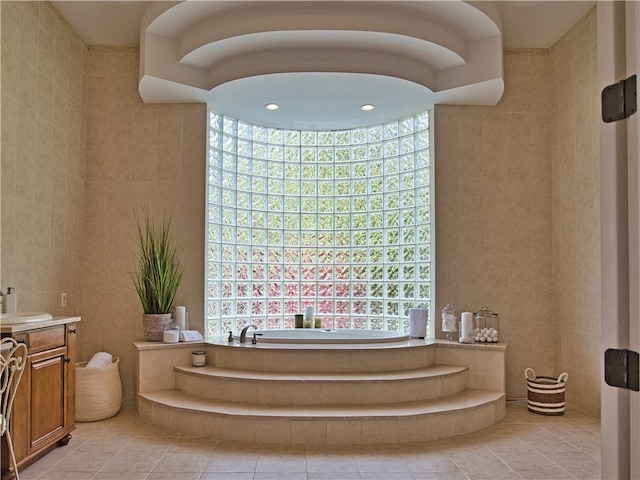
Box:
[0,312,53,325]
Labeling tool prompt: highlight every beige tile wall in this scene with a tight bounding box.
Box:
[434,49,556,400]
[1,1,87,315]
[1,2,600,413]
[551,9,600,415]
[82,46,206,404]
[434,9,599,411]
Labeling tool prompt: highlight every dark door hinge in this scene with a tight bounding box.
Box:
[602,75,637,123]
[605,348,639,391]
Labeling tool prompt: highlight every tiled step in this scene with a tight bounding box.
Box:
[138,388,506,445]
[135,340,507,445]
[211,343,437,373]
[174,364,468,406]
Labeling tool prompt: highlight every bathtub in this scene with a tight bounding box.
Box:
[253,328,409,344]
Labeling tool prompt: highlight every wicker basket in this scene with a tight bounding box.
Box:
[76,356,122,422]
[525,368,568,416]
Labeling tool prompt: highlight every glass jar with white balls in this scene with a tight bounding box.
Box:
[473,306,499,343]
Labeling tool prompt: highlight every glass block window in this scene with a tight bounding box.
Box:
[206,110,433,339]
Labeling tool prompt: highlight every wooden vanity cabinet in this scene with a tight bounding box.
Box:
[1,321,78,479]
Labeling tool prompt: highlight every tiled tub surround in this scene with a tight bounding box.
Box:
[135,339,506,445]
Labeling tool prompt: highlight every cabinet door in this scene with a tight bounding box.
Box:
[28,346,66,452]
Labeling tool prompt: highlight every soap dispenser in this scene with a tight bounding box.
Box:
[4,287,16,314]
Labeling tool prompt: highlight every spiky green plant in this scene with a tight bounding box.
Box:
[131,208,184,314]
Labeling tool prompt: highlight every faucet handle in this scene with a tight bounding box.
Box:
[228,331,234,342]
[252,333,263,345]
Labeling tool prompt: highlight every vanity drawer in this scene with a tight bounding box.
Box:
[21,326,66,354]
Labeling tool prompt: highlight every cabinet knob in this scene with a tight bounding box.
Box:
[64,358,71,363]
[68,329,77,334]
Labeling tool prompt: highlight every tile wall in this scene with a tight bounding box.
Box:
[1,1,87,315]
[435,8,600,413]
[0,2,600,413]
[552,10,600,415]
[434,49,556,399]
[81,46,206,402]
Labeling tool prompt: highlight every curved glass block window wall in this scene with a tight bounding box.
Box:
[206,109,434,340]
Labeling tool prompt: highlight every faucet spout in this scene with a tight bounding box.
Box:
[240,324,257,343]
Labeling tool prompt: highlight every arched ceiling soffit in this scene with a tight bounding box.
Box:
[138,1,504,107]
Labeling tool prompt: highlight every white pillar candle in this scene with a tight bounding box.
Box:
[409,308,428,338]
[174,306,186,331]
[460,311,473,343]
[305,305,315,328]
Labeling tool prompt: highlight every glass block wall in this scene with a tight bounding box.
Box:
[206,110,433,339]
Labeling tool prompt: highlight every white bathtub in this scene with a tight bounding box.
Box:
[253,328,409,344]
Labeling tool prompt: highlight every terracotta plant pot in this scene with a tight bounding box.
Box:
[143,313,172,342]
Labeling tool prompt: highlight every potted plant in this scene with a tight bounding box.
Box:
[131,208,184,341]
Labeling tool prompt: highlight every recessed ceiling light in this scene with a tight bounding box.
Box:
[265,103,279,110]
[360,104,375,111]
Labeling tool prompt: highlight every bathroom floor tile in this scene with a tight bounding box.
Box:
[542,450,601,479]
[354,454,412,474]
[16,402,602,480]
[359,473,414,480]
[151,452,209,473]
[400,452,462,473]
[167,436,219,454]
[412,472,468,480]
[98,451,165,473]
[46,451,113,472]
[255,453,308,473]
[24,473,94,480]
[204,451,258,473]
[306,452,359,473]
[146,473,202,480]
[308,474,363,480]
[253,473,308,480]
[200,474,254,480]
[92,474,149,480]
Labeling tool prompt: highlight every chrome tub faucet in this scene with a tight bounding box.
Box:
[239,324,257,343]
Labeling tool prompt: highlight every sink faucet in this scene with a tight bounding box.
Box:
[239,324,257,343]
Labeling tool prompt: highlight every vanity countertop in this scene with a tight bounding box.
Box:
[0,315,81,334]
